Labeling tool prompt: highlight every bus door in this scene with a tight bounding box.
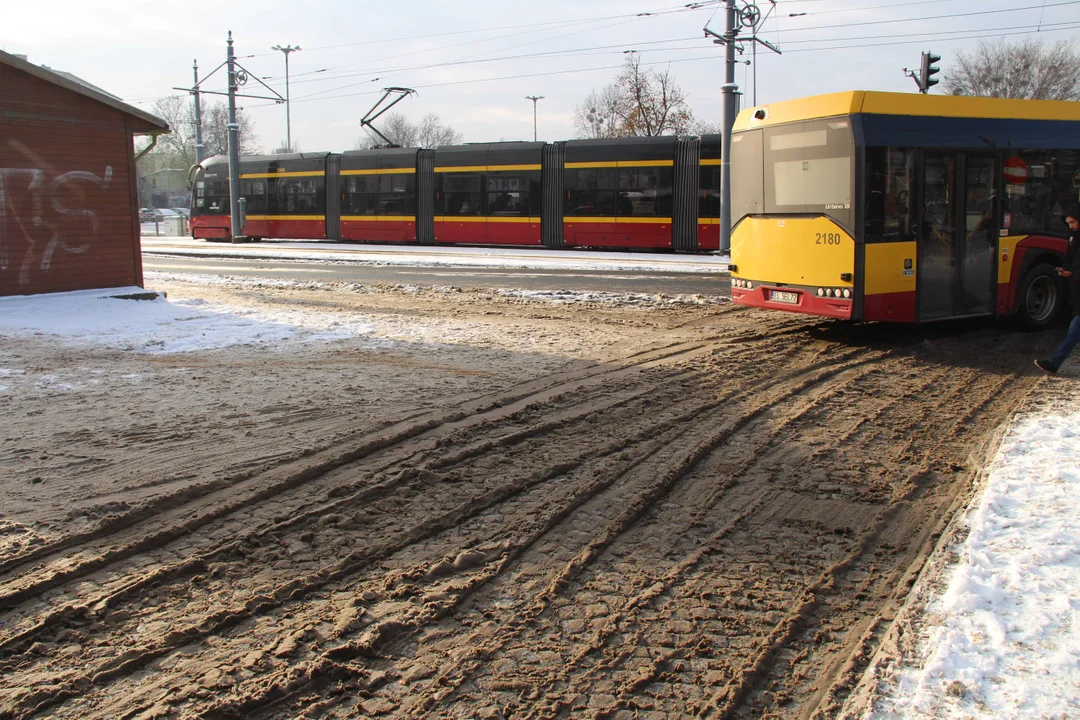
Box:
[918,152,997,319]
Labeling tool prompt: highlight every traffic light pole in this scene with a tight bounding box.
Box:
[904,50,941,93]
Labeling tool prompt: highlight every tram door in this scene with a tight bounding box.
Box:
[918,152,997,320]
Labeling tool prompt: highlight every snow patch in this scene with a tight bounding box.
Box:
[869,408,1080,720]
[0,287,378,355]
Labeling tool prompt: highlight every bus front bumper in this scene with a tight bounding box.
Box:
[731,285,853,320]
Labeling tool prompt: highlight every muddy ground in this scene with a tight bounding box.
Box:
[0,278,1059,719]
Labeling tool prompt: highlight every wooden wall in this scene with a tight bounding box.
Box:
[0,62,144,296]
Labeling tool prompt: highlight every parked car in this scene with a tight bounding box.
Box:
[139,208,155,222]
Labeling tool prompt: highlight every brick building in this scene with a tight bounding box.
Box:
[0,50,169,297]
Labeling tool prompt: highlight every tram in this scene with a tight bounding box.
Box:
[728,90,1080,328]
[189,135,723,252]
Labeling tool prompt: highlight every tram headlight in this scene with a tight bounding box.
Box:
[842,289,851,299]
[817,288,824,297]
[746,281,753,290]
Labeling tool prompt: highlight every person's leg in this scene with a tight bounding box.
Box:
[1048,314,1080,368]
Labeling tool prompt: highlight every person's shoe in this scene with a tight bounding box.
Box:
[1034,359,1059,374]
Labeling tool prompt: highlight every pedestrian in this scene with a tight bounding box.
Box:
[1034,205,1080,374]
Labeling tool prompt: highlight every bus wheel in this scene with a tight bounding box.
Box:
[1017,262,1062,330]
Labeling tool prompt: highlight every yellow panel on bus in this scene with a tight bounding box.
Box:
[864,242,917,296]
[731,217,854,288]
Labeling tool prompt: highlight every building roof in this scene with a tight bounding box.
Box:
[0,49,169,134]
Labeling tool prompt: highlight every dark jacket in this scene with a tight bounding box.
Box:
[1067,230,1080,314]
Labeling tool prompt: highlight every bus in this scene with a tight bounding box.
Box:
[728,91,1080,328]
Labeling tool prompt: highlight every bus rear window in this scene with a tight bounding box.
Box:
[763,119,854,230]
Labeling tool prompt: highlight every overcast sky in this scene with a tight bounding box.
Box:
[4,0,1078,153]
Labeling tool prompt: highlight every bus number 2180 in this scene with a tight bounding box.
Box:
[816,233,842,245]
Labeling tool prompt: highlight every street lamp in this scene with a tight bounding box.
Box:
[525,95,544,142]
[271,44,301,152]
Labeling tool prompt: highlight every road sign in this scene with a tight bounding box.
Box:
[1003,156,1029,185]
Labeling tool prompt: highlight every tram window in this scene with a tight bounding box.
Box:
[204,181,229,214]
[380,173,416,215]
[486,175,524,215]
[865,148,914,240]
[1005,149,1080,236]
[240,180,267,214]
[444,174,481,215]
[617,167,673,217]
[488,191,527,215]
[699,167,721,218]
[280,178,318,213]
[566,190,616,216]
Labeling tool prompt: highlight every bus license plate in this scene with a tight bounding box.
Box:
[770,290,799,304]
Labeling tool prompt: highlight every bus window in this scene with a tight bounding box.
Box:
[866,148,915,240]
[729,130,763,226]
[763,119,854,230]
[1005,149,1080,235]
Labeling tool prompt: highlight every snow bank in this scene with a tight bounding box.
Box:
[869,407,1080,719]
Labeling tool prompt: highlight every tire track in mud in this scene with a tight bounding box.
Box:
[0,317,816,720]
[0,314,1038,720]
[0,331,739,608]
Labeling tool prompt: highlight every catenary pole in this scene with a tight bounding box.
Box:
[226,31,247,242]
[719,0,739,256]
[193,60,206,164]
[525,95,544,142]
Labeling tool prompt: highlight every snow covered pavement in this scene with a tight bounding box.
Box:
[866,390,1080,719]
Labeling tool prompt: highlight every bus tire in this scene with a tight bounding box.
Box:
[1017,262,1063,330]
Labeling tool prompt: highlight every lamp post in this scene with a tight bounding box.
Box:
[525,95,544,142]
[271,44,301,152]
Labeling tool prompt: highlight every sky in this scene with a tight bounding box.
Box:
[3,0,1079,153]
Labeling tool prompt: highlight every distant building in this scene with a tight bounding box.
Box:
[0,50,169,296]
[141,168,191,209]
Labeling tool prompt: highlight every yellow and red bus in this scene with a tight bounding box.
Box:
[728,91,1080,328]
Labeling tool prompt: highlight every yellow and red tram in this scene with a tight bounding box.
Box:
[189,136,723,252]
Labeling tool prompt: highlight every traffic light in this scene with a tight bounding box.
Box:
[920,51,941,93]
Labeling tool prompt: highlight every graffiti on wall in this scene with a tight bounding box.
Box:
[1,139,117,287]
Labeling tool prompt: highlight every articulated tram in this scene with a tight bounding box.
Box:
[190,136,723,252]
[729,91,1080,328]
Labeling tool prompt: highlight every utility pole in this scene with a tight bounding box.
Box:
[705,0,780,255]
[192,60,206,164]
[226,31,247,243]
[525,95,544,142]
[719,0,738,256]
[271,44,301,152]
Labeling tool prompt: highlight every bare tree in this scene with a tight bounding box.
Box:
[945,38,1080,100]
[572,56,695,138]
[353,112,462,149]
[572,87,622,139]
[689,120,722,136]
[138,96,259,173]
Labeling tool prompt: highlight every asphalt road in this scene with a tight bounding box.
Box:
[142,249,732,296]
